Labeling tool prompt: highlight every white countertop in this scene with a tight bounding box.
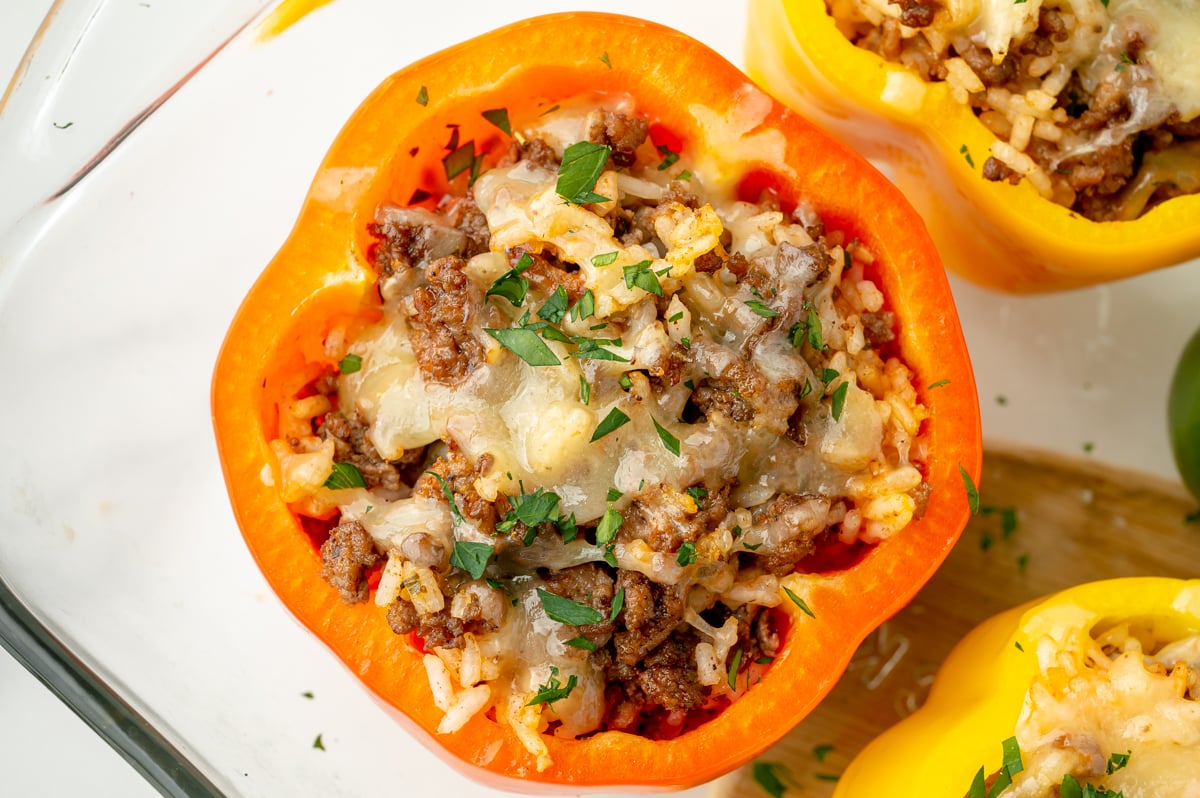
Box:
[0,4,153,793]
[1,1,1195,795]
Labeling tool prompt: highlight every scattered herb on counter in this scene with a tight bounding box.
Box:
[750,761,790,798]
[313,734,326,750]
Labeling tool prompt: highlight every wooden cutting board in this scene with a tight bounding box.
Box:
[715,443,1200,798]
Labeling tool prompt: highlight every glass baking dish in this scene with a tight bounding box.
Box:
[2,0,1196,795]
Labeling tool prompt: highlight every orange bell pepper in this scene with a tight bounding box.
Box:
[744,0,1200,293]
[211,12,981,790]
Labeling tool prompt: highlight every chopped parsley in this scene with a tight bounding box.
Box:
[423,469,465,523]
[497,487,561,536]
[568,289,596,321]
[485,326,561,366]
[579,375,591,405]
[312,733,326,750]
[959,464,981,515]
[337,353,362,374]
[623,260,663,295]
[653,416,681,456]
[556,141,611,205]
[830,381,850,421]
[960,144,975,168]
[449,541,494,580]
[783,586,815,618]
[442,140,477,182]
[726,647,743,690]
[571,337,629,362]
[676,541,697,566]
[928,378,951,389]
[606,487,623,502]
[750,761,790,798]
[416,86,428,106]
[536,589,605,625]
[685,485,707,507]
[592,251,619,267]
[822,367,839,384]
[746,299,779,318]
[481,107,511,136]
[618,373,633,391]
[1015,640,1024,652]
[813,743,834,762]
[595,507,623,544]
[656,144,680,171]
[668,311,684,323]
[608,587,625,622]
[599,51,612,69]
[981,505,1019,538]
[527,665,577,708]
[537,285,570,324]
[486,252,533,306]
[591,407,631,442]
[564,635,597,651]
[301,691,314,699]
[324,462,367,490]
[1106,751,1130,774]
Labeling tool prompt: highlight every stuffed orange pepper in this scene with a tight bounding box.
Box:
[746,0,1200,292]
[211,12,981,790]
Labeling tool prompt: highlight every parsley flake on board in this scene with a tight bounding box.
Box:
[450,541,494,580]
[324,462,367,490]
[783,586,816,618]
[537,588,605,625]
[591,407,631,442]
[556,141,611,205]
[313,734,326,750]
[813,743,834,762]
[481,107,512,136]
[959,464,981,515]
[485,326,561,366]
[527,665,577,708]
[653,417,681,456]
[486,252,533,306]
[750,761,790,798]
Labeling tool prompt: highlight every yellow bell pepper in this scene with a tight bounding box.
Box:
[744,0,1200,293]
[832,577,1200,796]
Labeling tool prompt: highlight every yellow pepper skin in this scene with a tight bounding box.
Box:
[744,0,1200,293]
[832,577,1200,796]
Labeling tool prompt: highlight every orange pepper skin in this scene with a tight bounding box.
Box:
[211,12,981,791]
[745,0,1200,293]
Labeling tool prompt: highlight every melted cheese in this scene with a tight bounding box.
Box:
[1004,630,1200,796]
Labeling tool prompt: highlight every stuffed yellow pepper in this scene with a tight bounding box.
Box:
[746,0,1200,292]
[834,577,1200,796]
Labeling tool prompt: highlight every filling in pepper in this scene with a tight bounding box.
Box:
[270,94,929,769]
[829,0,1200,221]
[976,622,1200,796]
